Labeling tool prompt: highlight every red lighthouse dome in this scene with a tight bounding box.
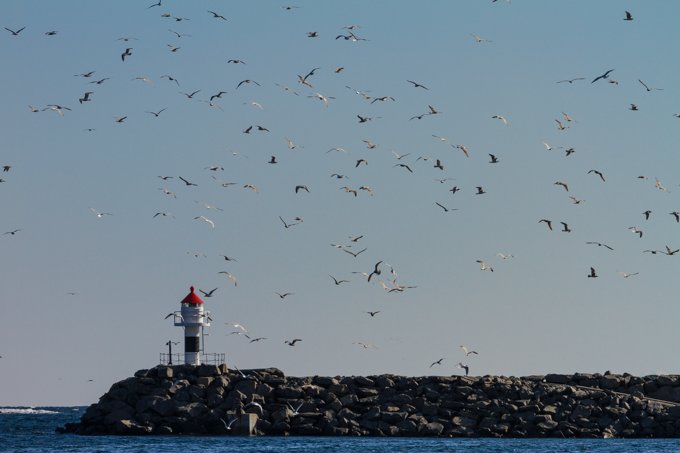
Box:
[181,286,203,305]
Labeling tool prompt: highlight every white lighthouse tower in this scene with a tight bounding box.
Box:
[174,286,211,365]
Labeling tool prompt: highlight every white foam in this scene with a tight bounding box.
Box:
[0,407,60,415]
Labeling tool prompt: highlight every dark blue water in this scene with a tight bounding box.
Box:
[3,406,680,452]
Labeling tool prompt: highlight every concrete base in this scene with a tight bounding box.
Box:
[232,413,258,436]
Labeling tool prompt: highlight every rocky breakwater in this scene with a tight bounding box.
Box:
[58,365,680,437]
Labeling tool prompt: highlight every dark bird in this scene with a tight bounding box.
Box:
[344,248,367,258]
[210,91,227,101]
[556,78,585,84]
[237,79,261,89]
[407,80,428,90]
[161,75,180,86]
[430,358,444,368]
[181,90,201,99]
[588,267,598,278]
[434,159,444,170]
[208,10,227,20]
[539,219,553,231]
[560,222,572,233]
[243,125,253,134]
[227,59,245,64]
[449,186,460,195]
[409,113,428,121]
[220,255,238,262]
[279,216,300,229]
[355,159,368,168]
[307,31,318,38]
[393,163,413,173]
[457,363,469,376]
[294,185,310,193]
[643,210,652,220]
[147,0,161,7]
[367,261,382,282]
[435,202,457,213]
[489,154,499,164]
[623,11,633,21]
[3,229,21,235]
[364,311,380,317]
[629,226,643,238]
[45,30,58,36]
[475,186,486,195]
[78,92,93,104]
[285,339,302,346]
[89,77,110,85]
[268,156,277,164]
[586,242,614,251]
[629,104,638,111]
[256,125,269,132]
[554,181,569,192]
[115,116,127,123]
[588,169,606,182]
[671,212,680,223]
[146,108,167,117]
[592,69,614,83]
[663,245,679,256]
[199,288,218,297]
[249,337,267,343]
[74,71,96,78]
[638,79,662,92]
[275,292,294,299]
[178,176,197,186]
[121,48,133,61]
[330,275,349,285]
[4,26,25,36]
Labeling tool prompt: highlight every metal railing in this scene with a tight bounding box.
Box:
[159,352,225,366]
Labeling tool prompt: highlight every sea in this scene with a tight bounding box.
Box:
[3,406,680,452]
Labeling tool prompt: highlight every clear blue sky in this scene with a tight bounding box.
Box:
[1,0,679,406]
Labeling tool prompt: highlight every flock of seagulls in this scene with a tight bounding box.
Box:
[2,3,679,379]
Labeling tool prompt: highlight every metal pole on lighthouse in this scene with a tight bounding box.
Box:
[174,286,211,365]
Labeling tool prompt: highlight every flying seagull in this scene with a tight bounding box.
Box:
[4,26,26,36]
[430,358,444,368]
[592,69,615,83]
[407,80,428,90]
[285,339,302,346]
[460,345,478,356]
[586,242,614,251]
[121,48,133,61]
[457,363,470,376]
[199,288,218,297]
[588,267,598,278]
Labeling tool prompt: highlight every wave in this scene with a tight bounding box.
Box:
[0,407,60,415]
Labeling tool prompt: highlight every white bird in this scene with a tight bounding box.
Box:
[460,345,479,356]
[194,215,215,228]
[90,208,112,218]
[492,115,507,125]
[219,272,238,286]
[220,417,237,430]
[476,260,493,272]
[287,402,304,415]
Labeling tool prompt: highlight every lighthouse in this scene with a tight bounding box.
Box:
[174,286,211,365]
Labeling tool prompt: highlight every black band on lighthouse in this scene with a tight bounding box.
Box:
[185,337,199,353]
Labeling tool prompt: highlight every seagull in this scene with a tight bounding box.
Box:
[121,48,133,61]
[220,417,237,430]
[43,104,72,116]
[275,292,294,299]
[554,181,569,192]
[181,90,201,99]
[565,148,576,157]
[161,75,180,86]
[569,196,585,204]
[429,358,444,368]
[90,208,112,218]
[471,34,492,43]
[588,169,606,182]
[4,26,26,36]
[555,119,567,130]
[219,271,237,286]
[394,163,413,173]
[294,185,310,193]
[435,202,457,213]
[249,337,267,343]
[456,144,470,158]
[237,79,260,89]
[539,219,553,230]
[488,154,499,164]
[3,229,21,236]
[243,183,258,193]
[355,159,368,168]
[457,363,469,376]
[556,78,585,84]
[287,402,304,415]
[268,156,277,164]
[475,186,486,195]
[542,142,553,151]
[210,91,227,101]
[588,267,598,278]
[307,31,318,38]
[460,345,479,356]
[618,272,639,278]
[227,59,245,64]
[655,178,668,192]
[492,115,507,125]
[638,79,663,92]
[330,275,349,285]
[586,242,614,251]
[78,92,94,104]
[592,69,615,83]
[153,212,173,218]
[476,260,493,272]
[199,288,218,297]
[364,311,380,317]
[285,339,302,346]
[279,216,301,229]
[449,186,460,195]
[164,312,184,321]
[308,92,333,107]
[194,216,215,228]
[208,10,227,20]
[178,176,197,187]
[349,235,364,242]
[367,261,383,282]
[663,245,679,256]
[671,212,680,223]
[344,248,367,258]
[623,11,633,21]
[629,104,638,111]
[560,222,572,233]
[643,210,652,220]
[146,108,167,117]
[434,159,444,170]
[629,226,643,238]
[407,80,428,90]
[496,253,514,260]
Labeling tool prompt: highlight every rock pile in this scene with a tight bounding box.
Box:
[58,365,680,437]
